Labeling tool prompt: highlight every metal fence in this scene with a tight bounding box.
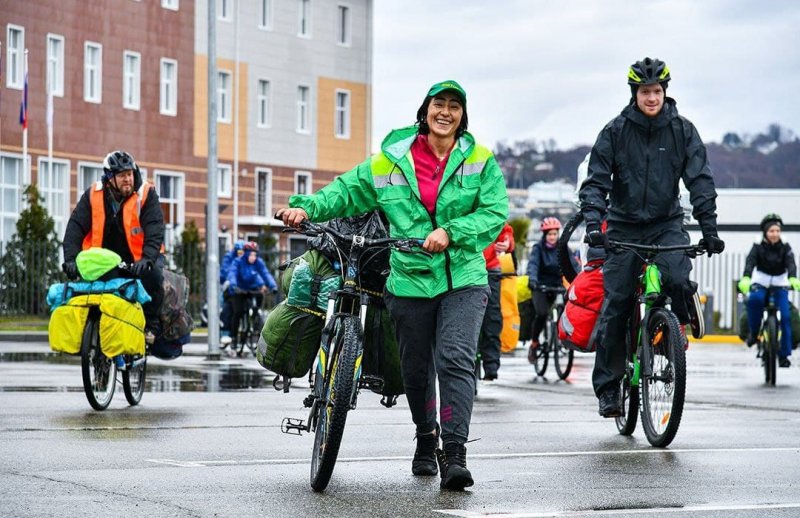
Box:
[0,241,295,320]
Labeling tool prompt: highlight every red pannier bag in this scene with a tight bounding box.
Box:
[558,260,604,352]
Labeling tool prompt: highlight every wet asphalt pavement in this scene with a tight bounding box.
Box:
[1,339,800,517]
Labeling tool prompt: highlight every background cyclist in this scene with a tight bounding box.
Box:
[526,217,578,363]
[739,214,800,367]
[220,240,245,345]
[226,241,277,349]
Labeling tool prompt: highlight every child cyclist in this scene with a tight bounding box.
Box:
[739,213,800,367]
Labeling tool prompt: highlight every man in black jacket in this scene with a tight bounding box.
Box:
[578,57,725,417]
[62,150,165,343]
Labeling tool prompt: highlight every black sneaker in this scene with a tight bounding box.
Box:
[687,292,705,339]
[412,424,439,476]
[598,387,622,418]
[436,442,473,490]
[482,372,497,381]
[779,358,791,368]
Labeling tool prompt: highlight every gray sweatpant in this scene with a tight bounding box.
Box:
[384,286,489,445]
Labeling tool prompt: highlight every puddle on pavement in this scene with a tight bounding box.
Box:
[0,351,278,392]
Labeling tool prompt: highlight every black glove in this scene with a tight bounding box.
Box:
[270,288,278,295]
[584,223,607,248]
[62,261,79,280]
[528,281,540,292]
[700,234,725,256]
[131,258,153,277]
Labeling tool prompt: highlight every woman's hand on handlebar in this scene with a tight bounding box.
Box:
[422,228,450,253]
[275,208,308,227]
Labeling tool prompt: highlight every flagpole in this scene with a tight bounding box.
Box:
[22,49,29,181]
[47,62,53,174]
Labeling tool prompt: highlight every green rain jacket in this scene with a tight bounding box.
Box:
[289,125,508,298]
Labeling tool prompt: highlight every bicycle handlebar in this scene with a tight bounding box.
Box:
[606,240,707,258]
[282,219,430,257]
[538,285,567,294]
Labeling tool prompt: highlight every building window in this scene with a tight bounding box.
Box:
[83,42,102,103]
[294,171,312,195]
[160,58,178,116]
[123,51,141,110]
[5,25,24,89]
[335,89,350,139]
[217,70,231,123]
[256,168,272,217]
[257,79,271,128]
[296,85,310,133]
[259,0,273,29]
[217,163,232,198]
[38,158,70,239]
[219,0,232,20]
[154,171,185,251]
[298,0,311,37]
[0,154,24,243]
[77,162,103,203]
[161,0,179,10]
[46,34,65,97]
[337,5,351,46]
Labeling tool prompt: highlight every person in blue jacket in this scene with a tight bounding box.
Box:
[219,240,245,345]
[227,241,277,346]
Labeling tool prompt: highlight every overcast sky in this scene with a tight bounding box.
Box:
[372,0,800,152]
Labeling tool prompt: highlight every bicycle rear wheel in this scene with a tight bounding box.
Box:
[640,308,685,447]
[552,321,574,380]
[81,311,117,410]
[310,315,361,492]
[122,355,147,406]
[763,316,778,386]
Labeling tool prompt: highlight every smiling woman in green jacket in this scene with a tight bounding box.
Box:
[277,80,508,491]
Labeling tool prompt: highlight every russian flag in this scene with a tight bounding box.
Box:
[19,67,28,129]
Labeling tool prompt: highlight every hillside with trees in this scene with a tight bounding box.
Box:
[495,124,800,188]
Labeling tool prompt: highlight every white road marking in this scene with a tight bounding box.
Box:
[145,446,800,468]
[434,502,800,517]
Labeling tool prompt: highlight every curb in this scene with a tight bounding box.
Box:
[688,334,742,344]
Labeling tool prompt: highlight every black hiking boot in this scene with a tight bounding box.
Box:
[436,442,474,491]
[598,387,622,418]
[412,424,439,476]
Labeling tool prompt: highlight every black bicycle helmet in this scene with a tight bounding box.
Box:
[627,57,671,86]
[760,213,783,232]
[102,150,137,181]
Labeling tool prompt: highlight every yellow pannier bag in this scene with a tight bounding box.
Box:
[48,293,145,357]
[517,275,532,304]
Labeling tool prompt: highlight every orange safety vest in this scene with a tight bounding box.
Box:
[81,181,153,261]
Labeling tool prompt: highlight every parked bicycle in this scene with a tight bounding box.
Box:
[609,240,706,447]
[279,220,427,492]
[528,286,573,380]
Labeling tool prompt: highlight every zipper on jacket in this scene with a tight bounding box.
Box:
[432,157,465,292]
[642,125,652,213]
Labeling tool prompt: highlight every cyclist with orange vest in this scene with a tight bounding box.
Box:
[62,150,166,343]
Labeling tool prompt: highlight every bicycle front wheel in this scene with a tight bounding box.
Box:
[640,308,685,447]
[553,322,574,380]
[763,315,778,386]
[310,315,361,492]
[122,355,147,406]
[81,311,117,410]
[616,370,639,436]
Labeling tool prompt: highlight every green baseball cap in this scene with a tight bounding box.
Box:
[427,80,467,106]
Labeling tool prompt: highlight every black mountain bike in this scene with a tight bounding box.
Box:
[529,286,573,380]
[229,289,266,357]
[280,220,427,492]
[752,287,787,386]
[607,240,706,447]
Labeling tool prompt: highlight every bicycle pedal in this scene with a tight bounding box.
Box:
[281,417,307,436]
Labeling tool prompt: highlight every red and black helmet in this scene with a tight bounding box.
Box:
[243,241,259,252]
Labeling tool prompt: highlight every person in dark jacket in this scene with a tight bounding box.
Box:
[526,217,578,363]
[226,241,277,348]
[62,150,165,343]
[578,57,725,418]
[738,214,800,367]
[478,222,515,380]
